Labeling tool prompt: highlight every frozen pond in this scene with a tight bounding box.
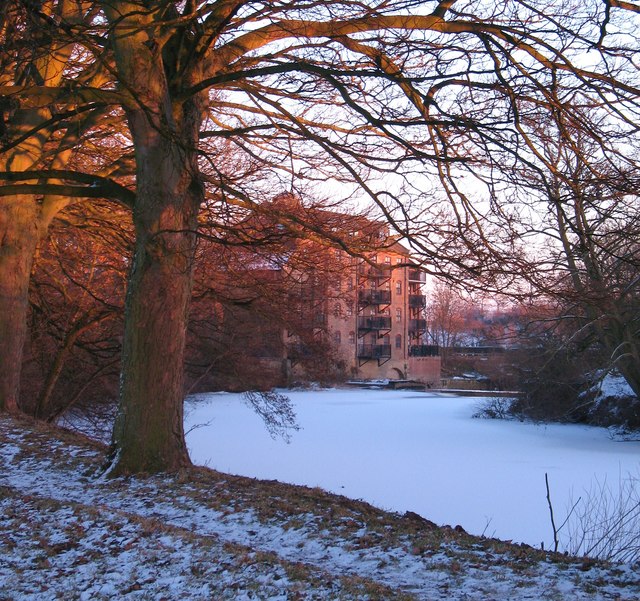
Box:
[185,389,640,551]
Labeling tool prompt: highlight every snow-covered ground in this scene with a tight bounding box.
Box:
[185,389,640,553]
[3,414,639,600]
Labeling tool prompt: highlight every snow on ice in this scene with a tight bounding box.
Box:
[185,389,640,551]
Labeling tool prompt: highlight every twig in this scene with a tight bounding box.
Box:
[546,472,559,553]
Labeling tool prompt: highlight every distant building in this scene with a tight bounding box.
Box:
[192,195,441,389]
[284,240,440,386]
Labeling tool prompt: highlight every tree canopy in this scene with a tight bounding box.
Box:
[1,0,639,472]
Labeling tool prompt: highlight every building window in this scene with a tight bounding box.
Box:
[347,278,354,291]
[396,257,402,265]
[396,281,402,295]
[346,305,353,317]
[395,334,402,349]
[348,331,355,344]
[384,256,391,265]
[334,331,342,344]
[396,308,402,323]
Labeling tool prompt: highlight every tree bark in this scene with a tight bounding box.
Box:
[108,140,201,473]
[102,0,205,472]
[98,0,215,474]
[0,196,39,413]
[111,192,195,474]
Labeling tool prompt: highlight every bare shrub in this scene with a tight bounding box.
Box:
[22,202,128,422]
[57,401,118,443]
[509,342,605,424]
[560,471,640,563]
[473,397,514,420]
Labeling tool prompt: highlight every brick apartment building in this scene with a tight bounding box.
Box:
[193,196,441,389]
[289,242,441,386]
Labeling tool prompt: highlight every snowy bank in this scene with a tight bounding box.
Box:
[2,415,639,600]
[185,389,640,553]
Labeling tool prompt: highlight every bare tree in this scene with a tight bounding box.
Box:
[425,281,471,349]
[105,0,640,474]
[187,208,361,392]
[3,0,640,473]
[0,0,132,413]
[23,200,131,422]
[471,101,640,399]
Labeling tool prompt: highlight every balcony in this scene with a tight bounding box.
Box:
[408,269,426,283]
[358,289,392,306]
[357,344,392,359]
[408,294,426,308]
[357,316,392,331]
[409,318,427,333]
[409,344,439,357]
[358,265,391,279]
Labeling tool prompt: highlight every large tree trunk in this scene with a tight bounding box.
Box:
[107,123,201,474]
[0,111,57,416]
[0,197,39,413]
[102,1,207,474]
[0,0,82,414]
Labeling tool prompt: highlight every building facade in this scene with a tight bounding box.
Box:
[286,242,441,386]
[197,194,442,389]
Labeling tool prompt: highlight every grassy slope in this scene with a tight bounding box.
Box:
[1,415,638,600]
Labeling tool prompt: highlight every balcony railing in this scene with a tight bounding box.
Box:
[357,344,392,359]
[409,318,427,332]
[358,265,392,279]
[408,344,439,357]
[408,269,426,283]
[358,289,392,305]
[408,294,426,308]
[357,316,392,331]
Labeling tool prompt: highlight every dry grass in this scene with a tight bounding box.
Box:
[2,415,639,600]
